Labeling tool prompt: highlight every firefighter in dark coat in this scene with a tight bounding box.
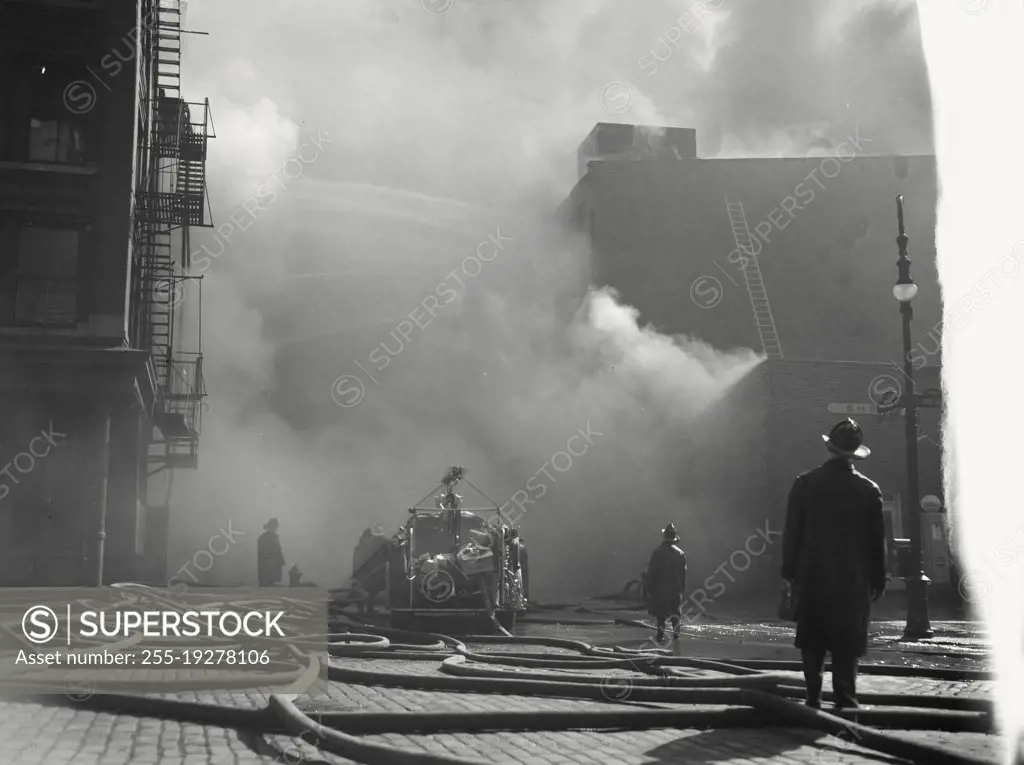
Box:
[782,418,887,709]
[257,518,286,587]
[645,523,688,642]
[352,528,387,613]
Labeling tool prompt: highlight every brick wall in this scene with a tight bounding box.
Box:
[575,154,940,364]
[0,359,148,586]
[765,359,943,520]
[0,0,139,328]
[677,358,944,603]
[91,0,140,323]
[678,362,776,598]
[0,394,86,585]
[561,147,946,602]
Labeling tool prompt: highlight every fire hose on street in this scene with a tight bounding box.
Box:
[0,586,999,765]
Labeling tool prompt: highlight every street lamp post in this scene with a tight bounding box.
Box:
[893,195,933,641]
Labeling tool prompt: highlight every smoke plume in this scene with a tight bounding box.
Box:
[158,0,932,599]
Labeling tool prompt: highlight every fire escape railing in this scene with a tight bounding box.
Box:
[130,0,214,473]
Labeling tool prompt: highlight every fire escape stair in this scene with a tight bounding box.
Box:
[138,0,208,475]
[139,229,175,387]
[137,3,207,228]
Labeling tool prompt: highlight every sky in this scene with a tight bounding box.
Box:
[158,0,936,598]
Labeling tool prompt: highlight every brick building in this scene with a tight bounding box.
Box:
[0,0,211,585]
[561,123,947,597]
[680,360,946,596]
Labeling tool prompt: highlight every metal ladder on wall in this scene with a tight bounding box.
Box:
[158,0,208,232]
[143,229,176,388]
[725,198,783,360]
[143,0,187,393]
[156,0,182,101]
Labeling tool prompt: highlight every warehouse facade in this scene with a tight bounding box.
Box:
[0,0,211,585]
[560,123,947,598]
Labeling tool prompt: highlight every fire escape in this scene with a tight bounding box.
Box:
[132,0,214,477]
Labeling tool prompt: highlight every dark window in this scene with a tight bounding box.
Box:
[23,65,89,165]
[14,226,79,326]
[28,118,86,164]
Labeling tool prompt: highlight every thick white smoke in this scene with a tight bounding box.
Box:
[160,0,933,601]
[164,162,763,596]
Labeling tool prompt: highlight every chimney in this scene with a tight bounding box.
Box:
[577,123,697,179]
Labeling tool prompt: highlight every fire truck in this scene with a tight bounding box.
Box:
[353,466,528,632]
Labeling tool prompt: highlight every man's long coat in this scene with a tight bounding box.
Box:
[782,458,887,657]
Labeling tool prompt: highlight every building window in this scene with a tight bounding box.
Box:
[18,63,90,165]
[14,226,79,327]
[28,118,87,164]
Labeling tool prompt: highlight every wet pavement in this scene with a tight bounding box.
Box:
[511,597,990,673]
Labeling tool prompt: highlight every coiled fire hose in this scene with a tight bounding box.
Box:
[0,585,997,765]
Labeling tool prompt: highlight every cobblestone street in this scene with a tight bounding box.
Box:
[0,605,1003,765]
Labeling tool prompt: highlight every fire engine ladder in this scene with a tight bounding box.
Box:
[725,197,783,360]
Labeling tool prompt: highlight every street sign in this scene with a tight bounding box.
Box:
[828,403,879,416]
[917,388,943,409]
[921,494,942,511]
